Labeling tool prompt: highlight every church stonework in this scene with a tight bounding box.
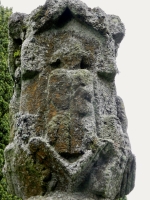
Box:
[4,0,136,199]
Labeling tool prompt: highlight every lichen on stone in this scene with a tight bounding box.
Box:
[4,0,135,200]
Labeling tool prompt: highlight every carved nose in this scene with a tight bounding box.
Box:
[97,59,118,81]
[97,69,117,81]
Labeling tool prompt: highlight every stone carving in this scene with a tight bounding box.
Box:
[4,0,136,199]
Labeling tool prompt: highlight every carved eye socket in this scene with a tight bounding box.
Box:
[22,69,39,80]
[13,38,22,46]
[50,58,61,69]
[80,57,91,69]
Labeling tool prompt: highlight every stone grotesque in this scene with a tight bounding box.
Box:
[4,0,136,199]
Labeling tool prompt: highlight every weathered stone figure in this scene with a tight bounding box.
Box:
[4,0,136,199]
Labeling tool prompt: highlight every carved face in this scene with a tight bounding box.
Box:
[19,21,117,158]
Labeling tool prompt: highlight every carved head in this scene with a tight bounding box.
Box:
[4,1,135,199]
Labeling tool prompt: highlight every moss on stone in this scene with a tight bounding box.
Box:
[14,50,21,58]
[31,6,46,21]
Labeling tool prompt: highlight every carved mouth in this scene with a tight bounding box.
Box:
[59,152,84,163]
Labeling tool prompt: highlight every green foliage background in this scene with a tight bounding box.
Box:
[0,3,20,200]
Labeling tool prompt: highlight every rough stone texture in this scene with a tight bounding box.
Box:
[4,0,136,200]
